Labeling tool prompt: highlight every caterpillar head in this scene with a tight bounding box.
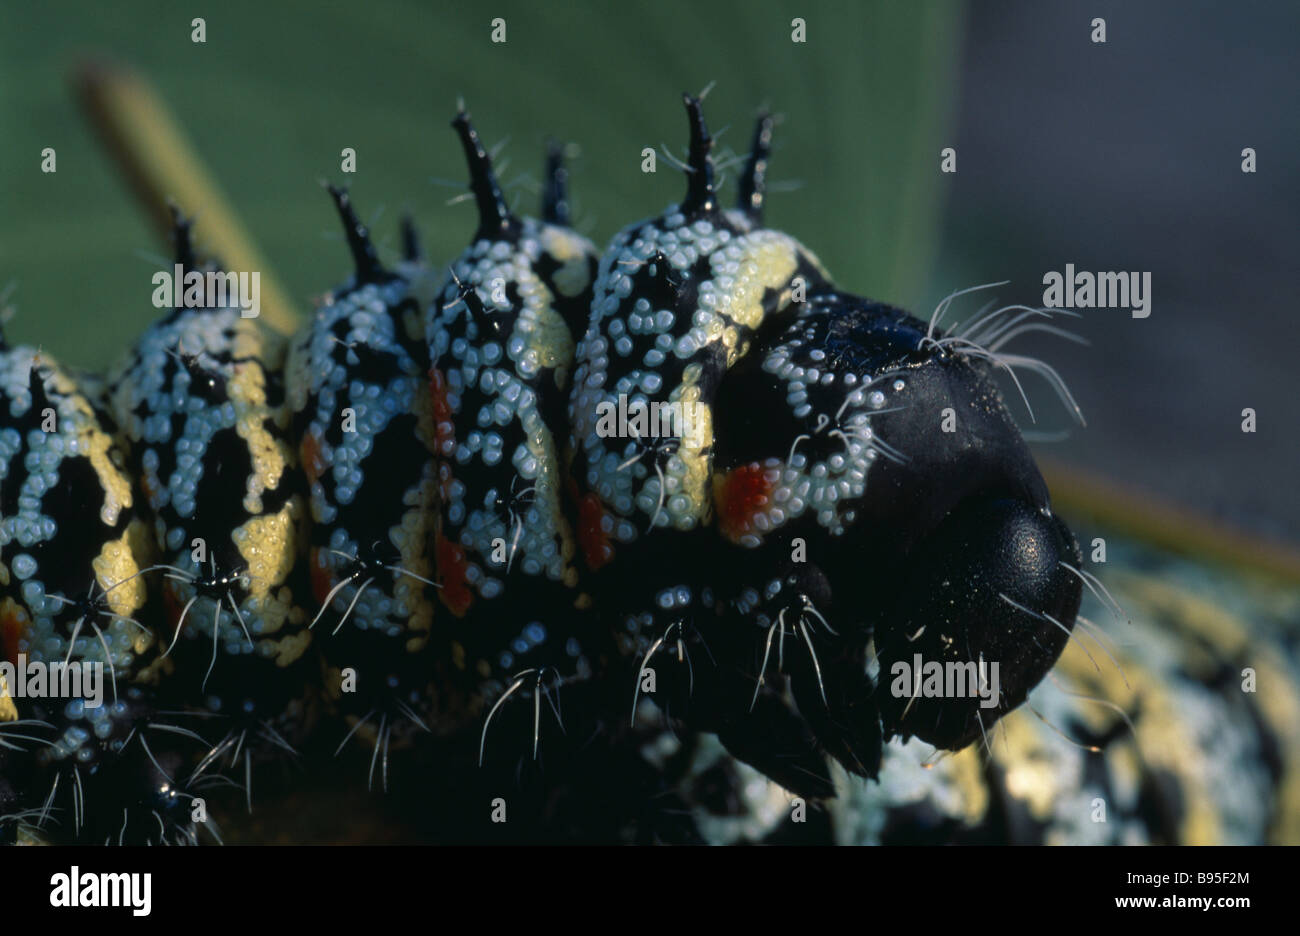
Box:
[844,302,1085,748]
[713,277,1085,752]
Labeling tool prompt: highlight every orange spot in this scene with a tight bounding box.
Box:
[428,367,455,450]
[0,599,31,668]
[300,432,324,486]
[436,534,473,616]
[139,469,161,509]
[309,547,334,606]
[715,462,774,542]
[577,493,614,571]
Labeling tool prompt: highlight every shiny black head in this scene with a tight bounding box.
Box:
[874,494,1082,748]
[713,286,1085,753]
[824,294,1084,748]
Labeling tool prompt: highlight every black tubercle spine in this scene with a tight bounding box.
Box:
[452,108,520,241]
[542,139,569,227]
[325,184,392,285]
[401,213,422,262]
[680,93,718,216]
[169,202,197,272]
[738,111,773,223]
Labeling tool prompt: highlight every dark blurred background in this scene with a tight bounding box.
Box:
[931,0,1299,549]
[1,0,1295,546]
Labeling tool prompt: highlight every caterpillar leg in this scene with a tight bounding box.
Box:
[714,692,837,801]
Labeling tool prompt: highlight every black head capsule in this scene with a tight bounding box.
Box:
[799,297,1084,749]
[712,287,1084,751]
[874,495,1083,750]
[325,183,397,288]
[452,107,521,242]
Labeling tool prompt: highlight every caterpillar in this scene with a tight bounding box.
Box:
[7,90,1261,846]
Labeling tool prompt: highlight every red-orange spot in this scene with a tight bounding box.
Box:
[300,431,324,487]
[577,493,614,571]
[436,534,473,616]
[1,599,31,668]
[428,367,455,450]
[309,547,334,607]
[140,471,159,506]
[715,462,774,542]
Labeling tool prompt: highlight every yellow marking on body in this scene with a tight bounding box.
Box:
[392,487,437,645]
[92,532,146,623]
[647,231,802,530]
[1108,571,1300,845]
[233,506,298,598]
[270,628,312,667]
[81,422,134,526]
[1252,655,1300,844]
[540,227,596,298]
[944,746,989,824]
[523,421,580,587]
[992,711,1066,822]
[666,373,713,526]
[37,358,134,526]
[528,297,576,373]
[1057,638,1219,845]
[0,672,17,722]
[713,232,800,332]
[134,653,175,686]
[229,359,291,513]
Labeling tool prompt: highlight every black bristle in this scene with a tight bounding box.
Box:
[169,202,197,273]
[680,93,718,216]
[452,108,520,241]
[26,356,52,413]
[542,139,569,226]
[450,272,506,340]
[325,183,390,285]
[401,213,422,262]
[737,111,774,224]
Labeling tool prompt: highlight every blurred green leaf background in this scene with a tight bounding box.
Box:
[0,0,962,369]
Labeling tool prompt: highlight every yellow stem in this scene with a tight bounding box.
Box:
[74,61,301,336]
